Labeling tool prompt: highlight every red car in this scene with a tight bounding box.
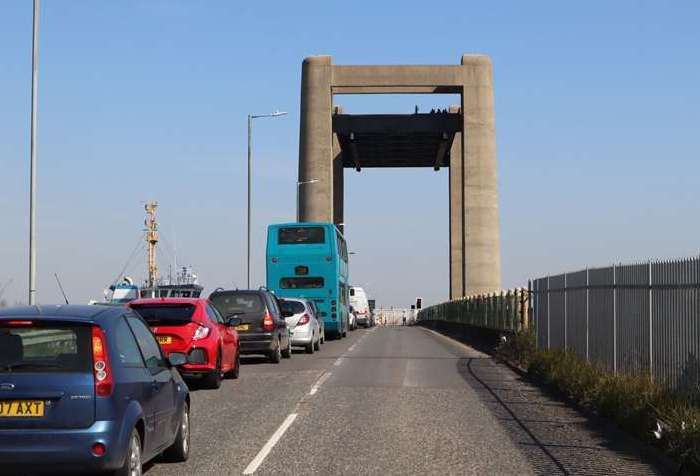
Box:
[128,297,240,389]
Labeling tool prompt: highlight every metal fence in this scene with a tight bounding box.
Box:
[533,257,700,391]
[418,288,530,332]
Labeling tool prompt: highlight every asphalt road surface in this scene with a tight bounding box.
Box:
[146,326,669,476]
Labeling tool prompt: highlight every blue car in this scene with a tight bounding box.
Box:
[0,305,190,475]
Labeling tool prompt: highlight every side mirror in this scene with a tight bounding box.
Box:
[168,352,187,367]
[227,317,242,327]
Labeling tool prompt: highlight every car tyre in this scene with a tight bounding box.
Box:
[282,335,293,359]
[113,428,142,476]
[203,353,223,389]
[313,335,321,351]
[225,351,240,379]
[270,340,282,363]
[305,335,314,354]
[162,401,190,463]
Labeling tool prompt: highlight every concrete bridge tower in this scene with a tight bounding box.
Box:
[297,55,501,298]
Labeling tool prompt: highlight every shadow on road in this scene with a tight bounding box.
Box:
[457,356,672,475]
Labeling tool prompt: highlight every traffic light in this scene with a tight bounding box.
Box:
[416,297,422,310]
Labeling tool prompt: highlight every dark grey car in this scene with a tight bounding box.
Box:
[209,289,291,363]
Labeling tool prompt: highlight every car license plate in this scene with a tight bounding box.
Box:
[0,400,45,417]
[157,336,172,345]
[236,324,250,332]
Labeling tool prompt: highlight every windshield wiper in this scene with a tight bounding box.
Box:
[2,362,64,372]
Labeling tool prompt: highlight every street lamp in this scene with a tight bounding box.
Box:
[247,110,287,289]
[296,179,318,220]
[28,0,40,305]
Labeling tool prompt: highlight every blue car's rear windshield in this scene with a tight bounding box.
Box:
[130,304,195,325]
[0,321,92,374]
[278,227,325,244]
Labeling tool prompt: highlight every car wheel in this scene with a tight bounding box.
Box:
[305,335,314,354]
[282,335,293,359]
[314,334,321,351]
[203,353,223,389]
[320,329,325,344]
[113,428,142,476]
[270,340,282,363]
[163,401,190,462]
[226,351,240,379]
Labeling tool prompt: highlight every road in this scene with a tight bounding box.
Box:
[146,326,670,475]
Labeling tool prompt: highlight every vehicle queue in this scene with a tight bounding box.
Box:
[0,222,374,475]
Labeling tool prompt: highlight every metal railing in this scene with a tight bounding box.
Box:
[532,256,700,391]
[418,288,531,332]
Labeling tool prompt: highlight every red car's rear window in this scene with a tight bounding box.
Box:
[130,304,196,325]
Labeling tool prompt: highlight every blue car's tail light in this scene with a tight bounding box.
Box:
[92,326,114,397]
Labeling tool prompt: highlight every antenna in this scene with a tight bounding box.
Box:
[54,273,69,305]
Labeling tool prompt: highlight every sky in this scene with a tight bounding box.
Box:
[1,1,699,308]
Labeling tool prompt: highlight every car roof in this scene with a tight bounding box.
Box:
[210,289,265,296]
[0,304,123,322]
[129,297,205,306]
[281,297,309,304]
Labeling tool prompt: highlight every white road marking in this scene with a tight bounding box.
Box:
[348,344,357,352]
[242,413,298,475]
[333,357,344,366]
[309,371,331,395]
[402,359,420,387]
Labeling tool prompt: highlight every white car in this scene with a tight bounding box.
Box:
[280,297,322,353]
[350,286,372,328]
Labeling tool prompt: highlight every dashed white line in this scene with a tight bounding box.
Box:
[309,371,331,395]
[242,413,298,475]
[333,357,344,366]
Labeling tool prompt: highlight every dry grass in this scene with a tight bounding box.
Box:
[497,332,700,473]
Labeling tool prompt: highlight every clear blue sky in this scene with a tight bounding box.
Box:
[1,1,699,307]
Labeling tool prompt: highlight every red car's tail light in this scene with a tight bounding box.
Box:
[92,326,114,397]
[297,313,310,326]
[193,325,211,341]
[262,311,274,332]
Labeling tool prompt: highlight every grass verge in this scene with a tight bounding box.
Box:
[496,331,700,474]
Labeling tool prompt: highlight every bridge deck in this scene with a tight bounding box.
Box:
[333,113,461,169]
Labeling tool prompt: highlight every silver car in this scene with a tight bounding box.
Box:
[280,298,323,354]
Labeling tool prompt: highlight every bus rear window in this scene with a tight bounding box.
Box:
[278,227,325,245]
[280,277,325,289]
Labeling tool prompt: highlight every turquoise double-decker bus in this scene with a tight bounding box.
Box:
[266,222,349,338]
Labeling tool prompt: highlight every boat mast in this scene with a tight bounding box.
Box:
[144,201,159,289]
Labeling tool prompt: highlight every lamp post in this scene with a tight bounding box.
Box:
[296,179,318,221]
[247,110,287,289]
[28,0,40,305]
